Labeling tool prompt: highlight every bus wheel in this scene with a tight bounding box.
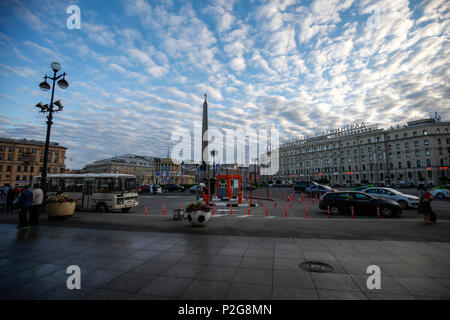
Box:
[96,203,108,213]
[121,208,131,213]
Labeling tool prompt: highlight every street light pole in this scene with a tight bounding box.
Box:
[36,62,69,199]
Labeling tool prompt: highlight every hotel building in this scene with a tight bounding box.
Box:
[273,117,450,186]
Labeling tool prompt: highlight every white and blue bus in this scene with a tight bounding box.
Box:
[33,173,139,212]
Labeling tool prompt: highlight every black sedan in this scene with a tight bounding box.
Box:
[162,184,185,192]
[318,191,402,217]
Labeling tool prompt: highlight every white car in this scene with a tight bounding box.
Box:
[151,184,162,194]
[362,187,419,209]
[430,187,450,199]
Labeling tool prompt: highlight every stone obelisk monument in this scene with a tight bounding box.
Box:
[201,93,208,182]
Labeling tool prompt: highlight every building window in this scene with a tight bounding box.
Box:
[397,152,401,158]
[404,133,408,138]
[426,159,432,167]
[396,144,400,149]
[424,140,429,145]
[436,129,440,134]
[17,166,21,172]
[425,148,430,156]
[398,162,402,169]
[407,161,411,168]
[423,130,428,136]
[415,150,420,157]
[417,160,421,168]
[406,150,410,158]
[388,153,393,159]
[395,135,399,140]
[405,142,409,148]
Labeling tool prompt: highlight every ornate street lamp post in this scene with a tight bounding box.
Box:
[36,62,69,198]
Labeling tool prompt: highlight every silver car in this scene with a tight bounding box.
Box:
[362,187,419,209]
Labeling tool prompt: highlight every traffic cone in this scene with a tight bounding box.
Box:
[163,203,166,216]
[351,206,355,219]
[266,204,268,216]
[230,205,232,216]
[289,197,292,209]
[145,206,148,215]
[285,204,287,217]
[274,200,277,208]
[305,197,309,218]
[248,203,250,215]
[213,203,216,215]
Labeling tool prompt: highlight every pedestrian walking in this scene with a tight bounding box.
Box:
[31,183,43,225]
[6,187,15,213]
[18,185,33,229]
[417,184,435,225]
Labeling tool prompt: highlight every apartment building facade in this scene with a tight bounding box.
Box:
[274,118,450,186]
[0,137,67,186]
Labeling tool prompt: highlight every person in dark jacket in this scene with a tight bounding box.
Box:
[18,185,33,229]
[417,184,433,225]
[6,187,15,213]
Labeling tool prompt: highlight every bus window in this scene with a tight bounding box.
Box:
[113,178,126,192]
[96,178,113,193]
[75,178,83,192]
[127,178,137,192]
[49,178,62,192]
[64,178,76,192]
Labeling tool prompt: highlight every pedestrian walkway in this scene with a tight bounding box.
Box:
[0,224,449,300]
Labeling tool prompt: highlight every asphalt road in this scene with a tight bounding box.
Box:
[136,187,450,221]
[1,187,449,242]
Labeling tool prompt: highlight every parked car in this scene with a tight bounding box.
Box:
[361,187,419,209]
[190,184,205,193]
[431,184,450,191]
[162,184,185,192]
[305,185,335,196]
[150,184,162,194]
[244,184,257,191]
[351,184,374,191]
[430,186,450,199]
[137,185,151,193]
[294,181,319,192]
[319,191,402,217]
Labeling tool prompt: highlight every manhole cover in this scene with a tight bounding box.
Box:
[299,261,333,273]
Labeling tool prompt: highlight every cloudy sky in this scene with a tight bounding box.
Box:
[0,0,449,169]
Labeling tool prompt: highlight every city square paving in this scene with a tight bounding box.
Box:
[0,223,449,300]
[0,188,449,300]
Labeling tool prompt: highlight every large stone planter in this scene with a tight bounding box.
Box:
[47,202,76,219]
[186,210,211,227]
